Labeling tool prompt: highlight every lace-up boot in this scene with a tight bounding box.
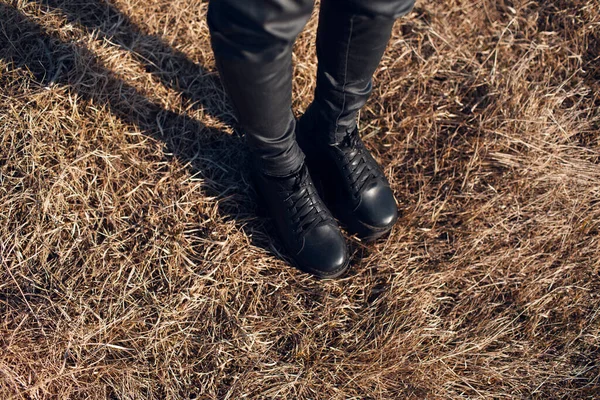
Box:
[297,112,399,242]
[252,164,350,278]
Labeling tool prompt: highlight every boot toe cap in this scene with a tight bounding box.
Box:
[296,224,349,278]
[355,183,399,231]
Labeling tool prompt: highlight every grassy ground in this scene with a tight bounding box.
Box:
[1,0,599,398]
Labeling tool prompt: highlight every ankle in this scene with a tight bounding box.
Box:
[249,152,305,179]
[299,103,358,146]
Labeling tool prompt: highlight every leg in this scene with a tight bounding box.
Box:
[208,0,349,277]
[297,0,414,240]
[311,0,415,142]
[207,0,313,177]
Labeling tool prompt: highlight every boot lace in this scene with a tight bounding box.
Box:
[281,168,329,234]
[336,129,382,198]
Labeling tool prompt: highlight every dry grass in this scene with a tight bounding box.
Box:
[1,0,599,398]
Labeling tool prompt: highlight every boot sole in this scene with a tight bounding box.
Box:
[295,257,351,279]
[342,213,396,243]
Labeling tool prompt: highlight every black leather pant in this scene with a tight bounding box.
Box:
[208,0,415,176]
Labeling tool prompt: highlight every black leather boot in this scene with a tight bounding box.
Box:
[297,109,399,242]
[252,163,350,278]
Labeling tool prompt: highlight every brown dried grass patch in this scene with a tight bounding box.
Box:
[1,0,599,398]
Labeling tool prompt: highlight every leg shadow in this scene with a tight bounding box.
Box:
[0,2,276,261]
[37,0,230,123]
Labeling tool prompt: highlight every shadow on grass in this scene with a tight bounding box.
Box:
[0,1,281,264]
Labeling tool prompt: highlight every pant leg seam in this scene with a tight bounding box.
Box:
[333,15,354,135]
